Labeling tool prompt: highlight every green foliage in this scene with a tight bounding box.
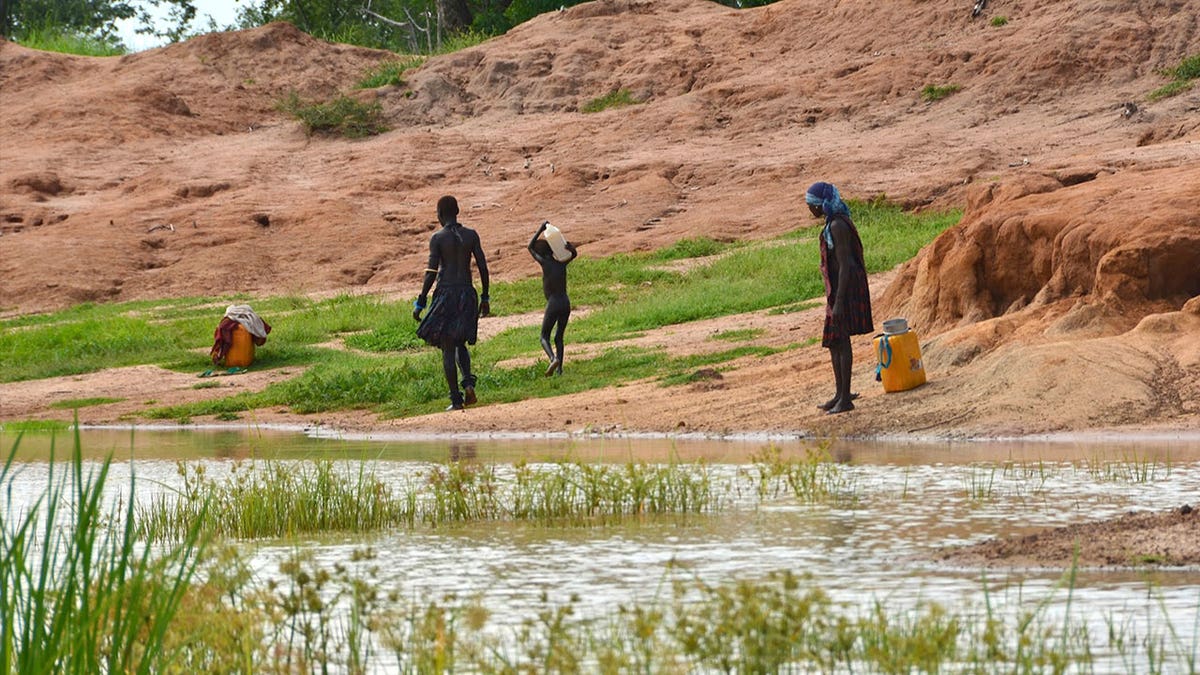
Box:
[505,0,588,26]
[432,28,493,54]
[921,84,962,102]
[1,0,196,48]
[277,91,389,138]
[581,89,640,113]
[355,56,424,89]
[990,15,1009,27]
[1148,53,1199,100]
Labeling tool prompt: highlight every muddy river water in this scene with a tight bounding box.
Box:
[6,426,1200,671]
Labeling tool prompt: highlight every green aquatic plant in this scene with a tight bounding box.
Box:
[1,431,206,672]
[1080,451,1171,483]
[138,457,723,539]
[137,458,413,541]
[509,460,718,523]
[744,444,853,503]
[962,464,998,503]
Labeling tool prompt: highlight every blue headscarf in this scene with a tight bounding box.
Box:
[805,181,850,248]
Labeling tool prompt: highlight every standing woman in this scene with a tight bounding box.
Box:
[528,221,578,376]
[413,195,491,410]
[806,182,873,414]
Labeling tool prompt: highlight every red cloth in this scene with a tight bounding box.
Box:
[210,317,271,365]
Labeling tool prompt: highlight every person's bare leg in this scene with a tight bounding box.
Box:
[551,315,567,376]
[441,342,463,410]
[457,343,476,405]
[540,308,560,376]
[827,340,855,414]
[819,347,842,410]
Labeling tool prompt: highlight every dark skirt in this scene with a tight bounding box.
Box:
[822,278,874,347]
[417,285,479,346]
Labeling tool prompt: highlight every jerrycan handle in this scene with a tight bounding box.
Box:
[875,334,893,382]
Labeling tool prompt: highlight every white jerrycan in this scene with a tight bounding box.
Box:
[541,222,571,262]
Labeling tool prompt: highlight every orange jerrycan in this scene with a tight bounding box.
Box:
[224,324,256,368]
[873,318,926,393]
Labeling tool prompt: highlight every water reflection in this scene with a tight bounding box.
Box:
[6,425,1200,465]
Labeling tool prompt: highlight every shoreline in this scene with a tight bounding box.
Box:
[41,421,1200,445]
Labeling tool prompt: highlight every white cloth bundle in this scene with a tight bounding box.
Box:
[224,304,269,339]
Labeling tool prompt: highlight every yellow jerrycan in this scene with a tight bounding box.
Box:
[873,318,926,393]
[224,324,256,368]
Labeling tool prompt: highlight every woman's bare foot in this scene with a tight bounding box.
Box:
[826,399,855,414]
[818,392,858,411]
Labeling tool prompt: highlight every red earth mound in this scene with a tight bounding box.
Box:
[1,0,1198,438]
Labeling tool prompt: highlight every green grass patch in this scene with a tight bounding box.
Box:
[1148,53,1199,100]
[0,419,71,433]
[1148,79,1194,100]
[990,15,1008,27]
[1166,53,1200,81]
[709,328,765,342]
[342,320,428,352]
[581,89,640,113]
[659,346,783,387]
[650,237,734,261]
[921,84,962,102]
[48,397,124,409]
[277,91,389,138]
[355,56,424,88]
[16,28,125,56]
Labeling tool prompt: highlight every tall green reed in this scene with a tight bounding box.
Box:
[138,457,724,539]
[1,429,206,672]
[137,458,413,541]
[744,444,855,504]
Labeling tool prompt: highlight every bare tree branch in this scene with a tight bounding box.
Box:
[361,6,410,30]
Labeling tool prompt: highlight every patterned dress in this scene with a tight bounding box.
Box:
[819,214,874,347]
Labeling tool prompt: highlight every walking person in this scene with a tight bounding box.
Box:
[806,181,873,414]
[413,196,491,410]
[528,221,578,376]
